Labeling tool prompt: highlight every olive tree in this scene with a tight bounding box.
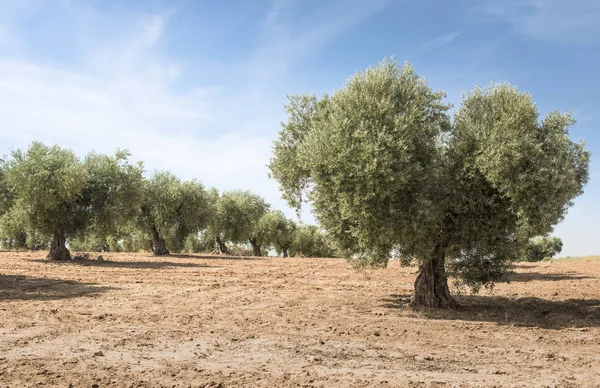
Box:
[139,171,210,255]
[206,189,229,254]
[289,224,334,258]
[524,236,563,262]
[269,59,589,308]
[3,142,87,260]
[80,150,144,251]
[0,160,26,249]
[208,190,270,256]
[254,210,296,257]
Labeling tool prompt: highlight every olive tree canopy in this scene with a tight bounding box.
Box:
[269,59,590,308]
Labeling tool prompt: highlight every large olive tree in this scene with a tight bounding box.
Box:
[3,142,87,260]
[269,59,589,308]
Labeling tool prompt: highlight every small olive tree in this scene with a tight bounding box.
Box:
[270,59,589,308]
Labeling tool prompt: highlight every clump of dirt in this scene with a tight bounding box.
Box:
[1,252,599,387]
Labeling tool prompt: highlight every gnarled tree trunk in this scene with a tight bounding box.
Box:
[47,230,71,261]
[151,228,169,256]
[215,236,228,254]
[412,245,457,309]
[249,238,261,256]
[282,249,289,258]
[101,237,110,252]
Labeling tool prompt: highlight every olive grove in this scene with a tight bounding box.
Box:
[0,143,327,260]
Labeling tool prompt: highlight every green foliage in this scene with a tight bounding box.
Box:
[290,224,335,258]
[69,234,124,252]
[0,158,12,216]
[183,232,214,253]
[524,236,563,262]
[228,243,255,257]
[254,210,296,254]
[2,142,87,239]
[270,58,589,291]
[120,230,149,252]
[139,171,211,253]
[80,150,144,247]
[209,190,269,244]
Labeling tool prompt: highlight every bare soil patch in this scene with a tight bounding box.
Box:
[1,252,599,387]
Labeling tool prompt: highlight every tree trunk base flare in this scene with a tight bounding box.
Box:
[215,236,229,255]
[411,247,457,309]
[151,229,169,256]
[152,237,169,256]
[282,249,289,258]
[47,231,71,261]
[249,238,261,257]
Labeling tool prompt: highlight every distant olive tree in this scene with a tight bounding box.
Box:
[208,190,269,256]
[270,59,589,308]
[524,236,563,262]
[139,172,210,255]
[254,210,297,257]
[289,224,335,258]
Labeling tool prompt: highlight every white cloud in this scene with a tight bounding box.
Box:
[249,0,390,81]
[0,0,389,224]
[465,0,600,44]
[0,7,286,214]
[419,32,461,53]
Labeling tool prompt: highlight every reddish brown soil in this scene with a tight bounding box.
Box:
[1,252,599,387]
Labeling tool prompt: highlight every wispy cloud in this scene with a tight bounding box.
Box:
[419,31,461,53]
[464,0,600,44]
[249,0,390,81]
[0,0,388,222]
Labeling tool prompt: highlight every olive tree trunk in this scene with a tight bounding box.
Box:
[412,245,457,309]
[282,249,289,258]
[151,228,169,256]
[249,238,261,256]
[215,236,228,254]
[47,230,71,261]
[101,237,110,252]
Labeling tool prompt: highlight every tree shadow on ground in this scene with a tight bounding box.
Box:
[31,258,218,269]
[508,271,593,282]
[169,253,266,261]
[380,294,600,330]
[0,274,114,301]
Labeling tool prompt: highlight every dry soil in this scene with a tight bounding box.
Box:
[1,252,599,387]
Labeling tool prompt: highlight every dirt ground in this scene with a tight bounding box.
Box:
[1,252,599,387]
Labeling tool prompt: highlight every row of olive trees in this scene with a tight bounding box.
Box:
[0,142,334,260]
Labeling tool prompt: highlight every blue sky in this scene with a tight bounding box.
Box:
[0,0,597,256]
